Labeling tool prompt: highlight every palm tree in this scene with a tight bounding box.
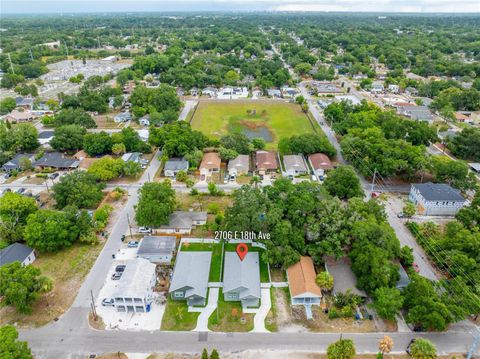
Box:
[316,271,334,293]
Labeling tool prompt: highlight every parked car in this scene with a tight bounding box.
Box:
[16,188,26,194]
[111,272,122,280]
[229,175,236,182]
[50,173,59,179]
[397,212,406,218]
[101,298,115,306]
[127,241,139,248]
[115,265,126,273]
[138,227,151,234]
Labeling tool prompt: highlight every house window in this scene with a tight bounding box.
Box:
[134,298,142,303]
[135,306,145,312]
[115,297,123,303]
[227,294,237,299]
[174,292,184,298]
[125,298,132,303]
[117,306,126,312]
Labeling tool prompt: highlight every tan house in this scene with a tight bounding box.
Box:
[255,150,278,174]
[308,153,333,180]
[4,110,36,122]
[287,256,322,307]
[199,152,221,176]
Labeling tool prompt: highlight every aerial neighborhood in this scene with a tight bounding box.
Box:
[0,9,479,359]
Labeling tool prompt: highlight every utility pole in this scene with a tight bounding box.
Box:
[370,168,377,199]
[126,213,133,239]
[467,326,480,359]
[90,290,97,320]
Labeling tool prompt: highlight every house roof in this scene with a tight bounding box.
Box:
[316,83,342,93]
[5,110,35,121]
[223,251,261,300]
[200,152,221,170]
[325,256,367,297]
[33,152,79,169]
[398,105,433,121]
[283,155,307,172]
[396,265,411,290]
[287,256,322,298]
[309,153,333,170]
[164,157,189,172]
[169,251,211,299]
[256,151,278,171]
[228,154,250,172]
[1,153,34,170]
[38,131,54,139]
[160,211,207,230]
[15,96,34,106]
[137,236,176,256]
[111,258,156,299]
[0,243,34,266]
[412,182,466,202]
[121,152,141,163]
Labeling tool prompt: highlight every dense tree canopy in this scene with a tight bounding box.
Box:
[0,325,33,358]
[52,171,105,209]
[135,182,176,227]
[0,192,38,243]
[50,125,86,152]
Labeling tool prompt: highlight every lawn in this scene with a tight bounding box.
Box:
[224,243,270,282]
[160,298,199,331]
[0,242,105,327]
[179,241,224,282]
[191,100,316,149]
[208,289,254,332]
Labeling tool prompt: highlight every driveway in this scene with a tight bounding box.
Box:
[191,287,219,332]
[243,287,271,333]
[179,100,198,121]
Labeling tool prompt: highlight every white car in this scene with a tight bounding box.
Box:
[138,227,152,234]
[102,298,115,306]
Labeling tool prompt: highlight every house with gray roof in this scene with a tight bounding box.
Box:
[228,154,250,176]
[283,155,308,177]
[159,211,207,234]
[409,182,467,216]
[164,157,189,177]
[169,251,212,306]
[1,153,35,172]
[0,243,36,267]
[121,152,142,164]
[267,88,281,98]
[38,131,54,146]
[137,236,176,264]
[15,96,34,110]
[223,251,261,308]
[33,152,79,170]
[397,105,433,123]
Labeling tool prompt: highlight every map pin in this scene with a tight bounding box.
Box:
[236,243,248,261]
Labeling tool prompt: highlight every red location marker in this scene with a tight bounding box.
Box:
[236,243,248,261]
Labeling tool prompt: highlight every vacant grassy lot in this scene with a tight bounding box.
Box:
[224,243,270,282]
[191,100,315,149]
[161,298,200,331]
[208,289,254,332]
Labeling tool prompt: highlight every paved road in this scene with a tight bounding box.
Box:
[179,99,198,121]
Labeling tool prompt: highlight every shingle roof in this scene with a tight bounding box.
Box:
[228,154,250,172]
[160,211,207,230]
[200,152,221,170]
[309,153,333,170]
[256,151,278,171]
[33,152,79,169]
[137,236,176,256]
[412,182,466,202]
[1,153,34,171]
[169,251,211,299]
[0,243,34,266]
[287,256,322,298]
[223,251,261,300]
[38,131,55,139]
[164,157,189,172]
[283,155,307,172]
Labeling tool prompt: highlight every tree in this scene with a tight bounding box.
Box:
[410,338,437,359]
[135,182,176,227]
[50,125,86,152]
[0,192,38,243]
[251,138,266,150]
[24,210,78,252]
[324,166,363,199]
[316,272,334,292]
[201,349,209,359]
[430,155,477,192]
[210,349,220,359]
[88,158,125,181]
[112,143,126,156]
[19,157,32,171]
[208,182,219,196]
[54,108,96,128]
[220,133,251,154]
[403,201,416,218]
[0,123,40,153]
[449,127,480,162]
[176,170,188,182]
[224,70,240,85]
[130,84,181,121]
[219,147,238,161]
[372,287,403,321]
[0,262,52,314]
[327,339,356,359]
[83,131,113,156]
[0,97,16,115]
[122,160,142,177]
[378,335,394,357]
[0,325,33,358]
[52,171,105,209]
[278,133,336,157]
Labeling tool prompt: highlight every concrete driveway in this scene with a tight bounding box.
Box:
[243,287,271,333]
[191,287,219,332]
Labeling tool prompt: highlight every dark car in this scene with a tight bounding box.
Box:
[115,265,126,273]
[111,272,122,280]
[16,188,26,194]
[50,173,59,180]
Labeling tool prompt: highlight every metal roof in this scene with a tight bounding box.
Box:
[137,236,176,256]
[223,251,261,300]
[164,157,189,172]
[412,182,466,202]
[169,251,211,299]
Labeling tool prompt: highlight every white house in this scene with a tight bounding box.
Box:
[388,84,400,93]
[159,211,207,234]
[409,182,467,216]
[0,243,36,267]
[283,155,308,177]
[217,87,248,100]
[371,81,384,94]
[112,258,157,313]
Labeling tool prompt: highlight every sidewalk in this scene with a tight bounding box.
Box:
[190,287,219,332]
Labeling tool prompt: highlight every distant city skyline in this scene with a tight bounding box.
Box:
[2,0,480,14]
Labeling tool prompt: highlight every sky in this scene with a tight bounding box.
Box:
[1,0,480,14]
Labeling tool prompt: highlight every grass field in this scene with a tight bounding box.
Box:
[191,100,316,149]
[161,298,199,331]
[208,289,254,332]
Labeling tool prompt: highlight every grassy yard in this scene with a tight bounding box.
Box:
[176,193,232,213]
[0,242,105,327]
[224,243,270,282]
[180,241,224,282]
[191,100,315,149]
[208,289,254,332]
[265,287,278,332]
[160,298,200,331]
